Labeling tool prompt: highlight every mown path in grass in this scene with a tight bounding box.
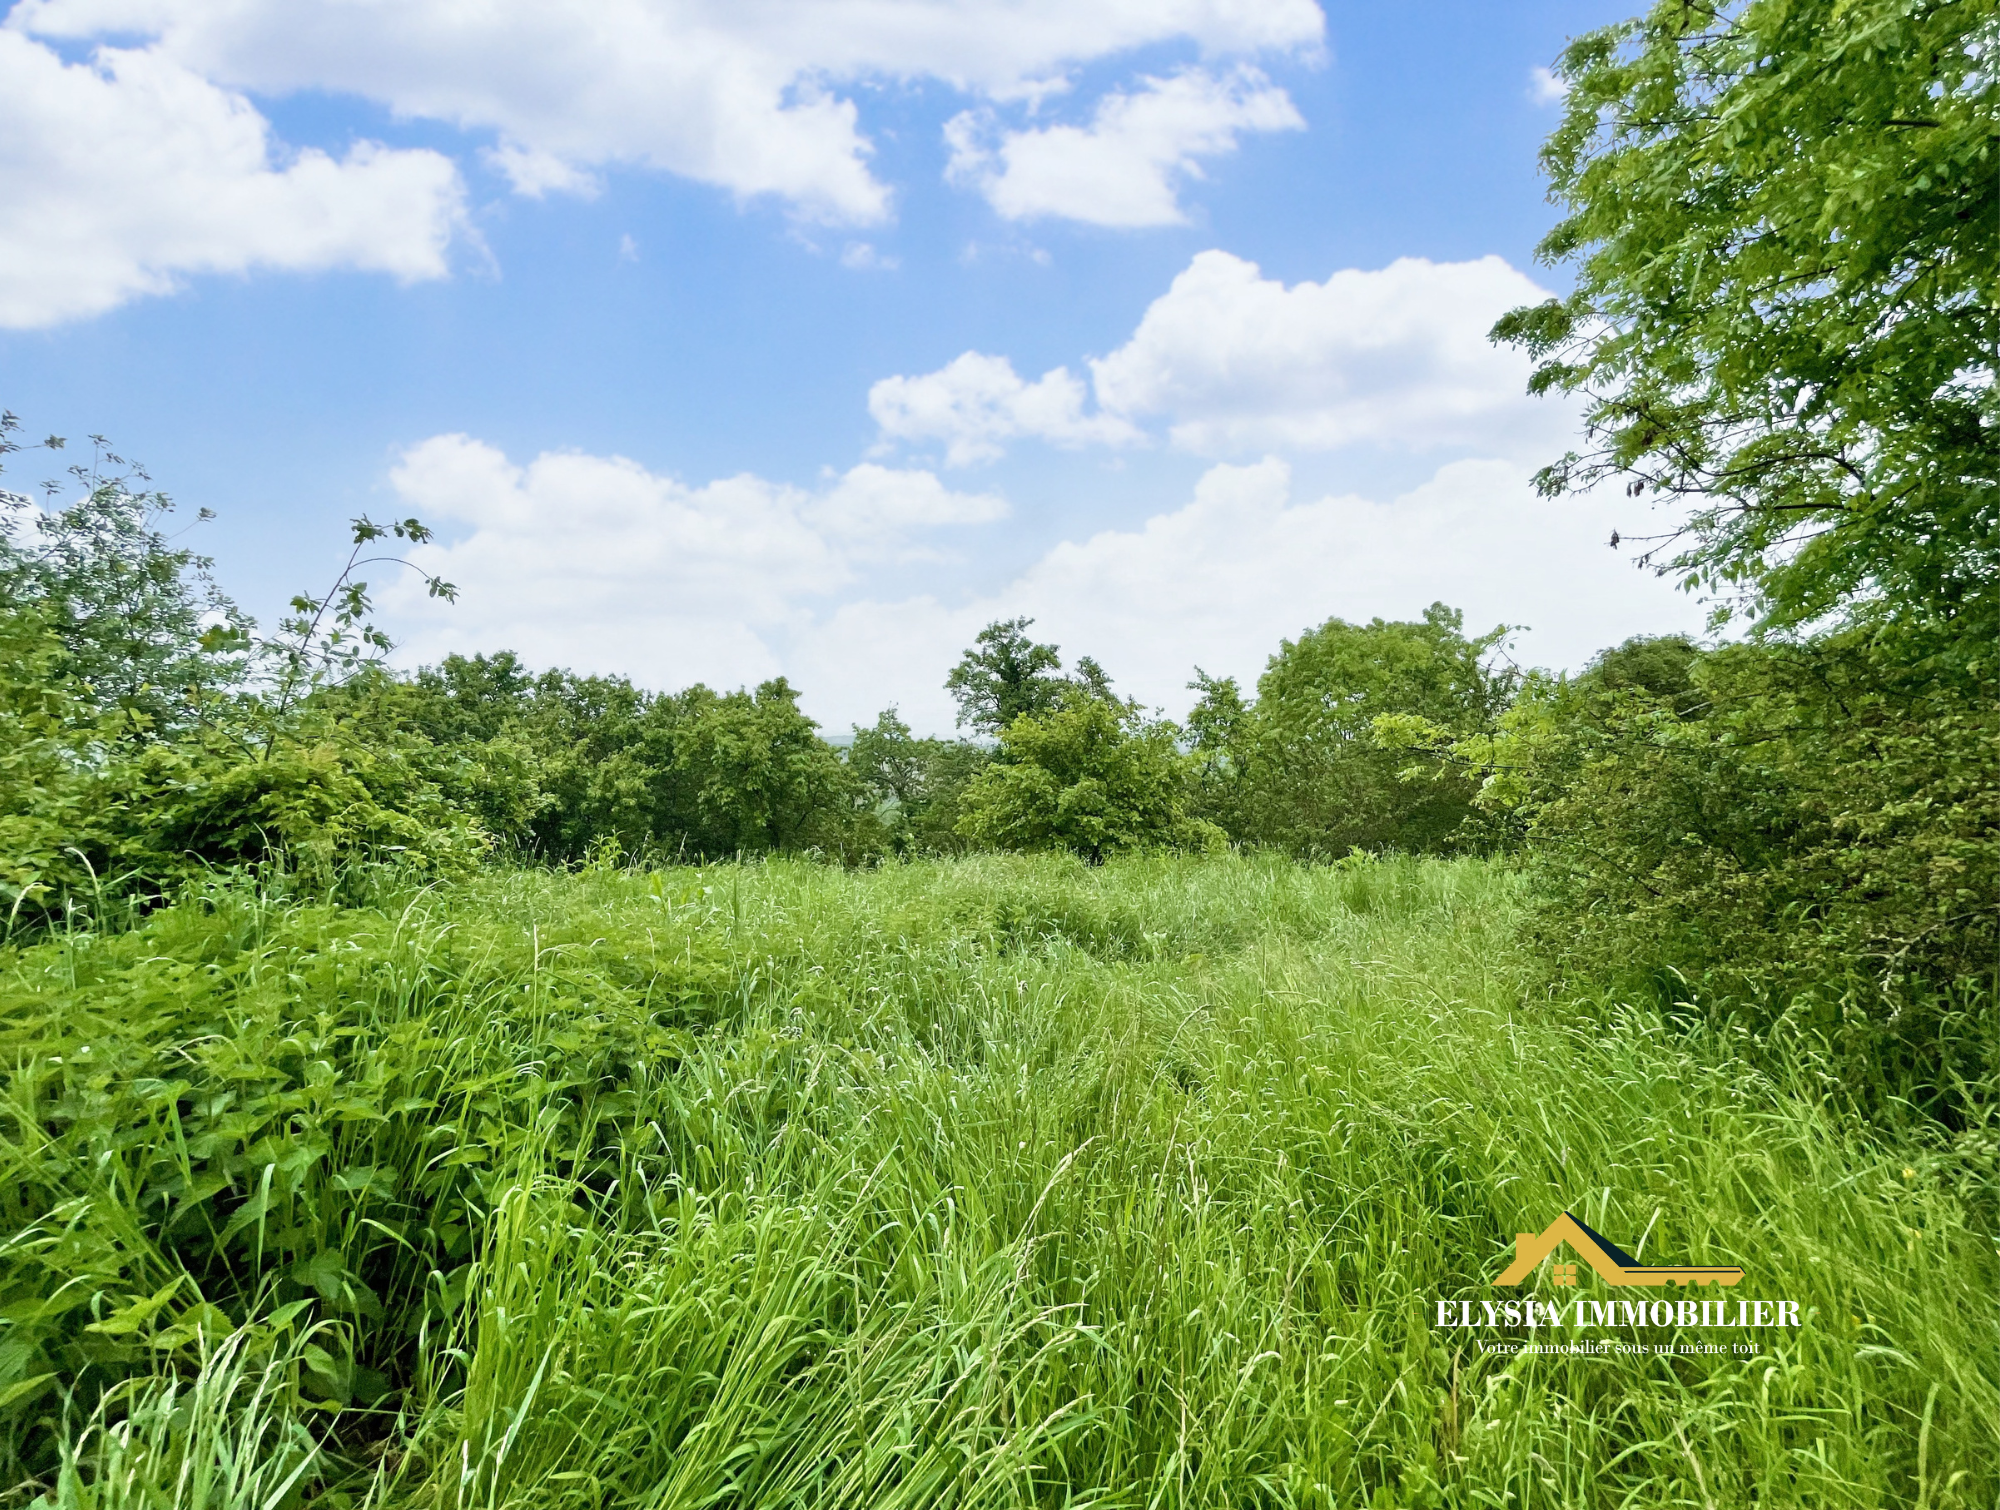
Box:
[4,855,1996,1508]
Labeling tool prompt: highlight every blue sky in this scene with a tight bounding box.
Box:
[0,0,1704,732]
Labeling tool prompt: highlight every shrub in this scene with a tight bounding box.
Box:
[0,611,108,928]
[1192,603,1518,858]
[957,695,1221,862]
[1512,623,2000,1111]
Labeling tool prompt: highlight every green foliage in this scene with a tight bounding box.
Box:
[943,617,1068,734]
[943,619,1125,737]
[0,418,243,733]
[257,513,456,743]
[957,695,1220,862]
[1185,668,1255,838]
[1475,2,2000,1114]
[669,678,861,857]
[3,856,1995,1506]
[1503,626,2000,1109]
[0,610,109,926]
[1498,0,2000,627]
[0,428,507,919]
[846,708,990,856]
[0,872,723,1484]
[391,659,867,863]
[108,712,496,888]
[1205,603,1518,857]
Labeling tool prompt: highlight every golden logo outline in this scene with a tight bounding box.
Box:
[1494,1212,1744,1288]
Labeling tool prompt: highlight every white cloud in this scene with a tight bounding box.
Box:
[484,142,600,199]
[12,0,1325,229]
[871,252,1575,465]
[382,435,1006,688]
[0,31,465,328]
[808,462,1006,546]
[945,65,1303,226]
[1090,251,1573,456]
[382,433,1703,736]
[868,352,1142,466]
[839,241,898,271]
[791,457,1705,733]
[1528,66,1568,106]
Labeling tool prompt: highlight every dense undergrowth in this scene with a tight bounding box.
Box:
[4,853,1995,1509]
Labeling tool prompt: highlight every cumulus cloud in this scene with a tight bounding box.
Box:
[12,0,1325,229]
[0,31,465,328]
[382,435,1007,688]
[1528,66,1568,105]
[1089,251,1574,456]
[868,352,1142,466]
[945,65,1303,226]
[382,434,1702,735]
[807,462,1006,546]
[870,251,1575,465]
[789,457,1705,732]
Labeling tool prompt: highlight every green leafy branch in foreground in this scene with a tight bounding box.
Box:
[1496,0,2000,629]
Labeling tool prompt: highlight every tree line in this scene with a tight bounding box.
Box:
[0,448,1524,888]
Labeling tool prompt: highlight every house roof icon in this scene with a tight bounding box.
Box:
[1495,1212,1745,1287]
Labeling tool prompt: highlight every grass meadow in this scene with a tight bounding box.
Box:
[3,854,1996,1508]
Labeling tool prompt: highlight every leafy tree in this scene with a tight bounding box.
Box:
[319,666,549,854]
[847,708,990,855]
[1233,604,1517,857]
[944,618,1068,734]
[956,694,1220,862]
[495,669,665,859]
[669,679,857,857]
[403,652,538,745]
[1069,655,1117,704]
[1496,0,2000,629]
[0,416,242,732]
[1185,669,1253,836]
[849,709,928,811]
[1186,670,1250,757]
[1476,4,2000,1109]
[1375,633,1703,811]
[417,667,867,863]
[1579,633,1702,710]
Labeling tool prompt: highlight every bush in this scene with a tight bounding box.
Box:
[1512,622,2000,1111]
[0,611,109,928]
[1192,603,1517,858]
[957,695,1221,862]
[107,717,497,889]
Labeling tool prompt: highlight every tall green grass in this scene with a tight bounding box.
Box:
[3,854,1995,1507]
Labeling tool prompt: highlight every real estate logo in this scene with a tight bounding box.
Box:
[1432,1210,1795,1356]
[1494,1211,1744,1289]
